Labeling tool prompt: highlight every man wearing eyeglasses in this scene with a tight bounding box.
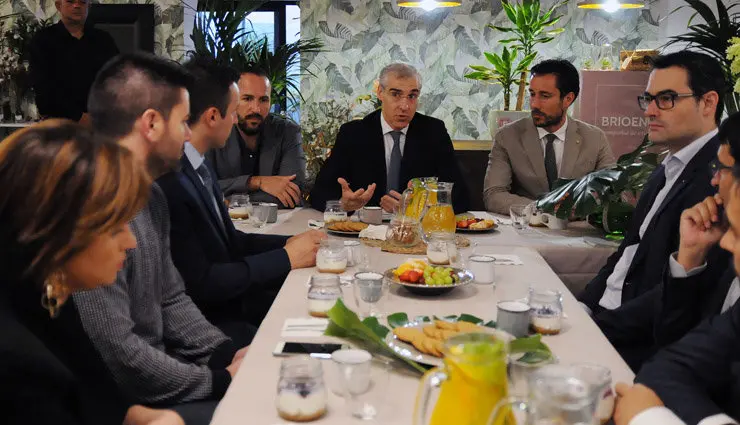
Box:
[29,0,119,124]
[579,51,726,317]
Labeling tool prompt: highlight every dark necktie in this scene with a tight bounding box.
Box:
[544,133,558,190]
[387,131,403,192]
[196,163,226,233]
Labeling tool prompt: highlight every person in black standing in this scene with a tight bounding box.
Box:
[29,0,119,124]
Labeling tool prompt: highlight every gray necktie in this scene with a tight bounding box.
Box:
[196,163,226,233]
[387,131,403,192]
[544,133,558,190]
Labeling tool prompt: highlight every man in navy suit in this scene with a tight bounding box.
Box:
[309,63,470,213]
[157,56,326,329]
[579,51,727,315]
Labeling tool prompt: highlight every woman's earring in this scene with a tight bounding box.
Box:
[41,271,68,318]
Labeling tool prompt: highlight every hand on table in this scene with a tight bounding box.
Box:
[285,230,326,269]
[258,175,302,208]
[380,190,403,213]
[677,195,726,270]
[338,178,375,211]
[226,356,244,378]
[613,382,664,425]
[233,346,249,363]
[124,406,184,425]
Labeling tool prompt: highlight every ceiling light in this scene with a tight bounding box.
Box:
[577,0,645,12]
[398,0,462,11]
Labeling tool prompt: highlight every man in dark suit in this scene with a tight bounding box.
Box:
[579,51,727,315]
[595,113,740,371]
[309,63,470,213]
[157,57,326,328]
[206,67,307,208]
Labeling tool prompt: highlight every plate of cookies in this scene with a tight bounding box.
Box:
[385,319,512,367]
[326,221,369,237]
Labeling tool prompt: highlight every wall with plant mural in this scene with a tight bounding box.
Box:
[300,0,662,140]
[2,0,186,60]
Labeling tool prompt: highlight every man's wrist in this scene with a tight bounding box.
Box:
[676,247,708,270]
[248,176,261,191]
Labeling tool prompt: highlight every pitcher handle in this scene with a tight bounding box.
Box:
[486,396,530,425]
[413,367,447,425]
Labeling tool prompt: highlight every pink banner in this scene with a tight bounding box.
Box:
[578,71,651,158]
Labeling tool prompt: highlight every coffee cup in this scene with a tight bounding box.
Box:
[259,202,278,223]
[540,213,568,230]
[496,300,531,337]
[359,206,382,225]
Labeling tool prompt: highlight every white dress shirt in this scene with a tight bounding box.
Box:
[380,113,409,172]
[536,116,568,175]
[599,128,719,310]
[668,253,740,312]
[630,407,738,425]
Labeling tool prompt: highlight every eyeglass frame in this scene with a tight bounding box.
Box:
[637,90,698,111]
[708,158,733,179]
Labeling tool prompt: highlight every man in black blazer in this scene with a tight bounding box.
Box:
[579,51,727,315]
[157,57,326,328]
[310,63,470,213]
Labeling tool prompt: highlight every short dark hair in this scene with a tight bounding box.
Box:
[530,59,580,100]
[88,52,194,139]
[650,51,726,124]
[239,64,269,80]
[720,112,740,161]
[183,55,239,125]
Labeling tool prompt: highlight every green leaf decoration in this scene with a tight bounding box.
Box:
[482,320,497,328]
[510,334,551,354]
[363,316,390,339]
[458,314,483,324]
[387,312,410,329]
[517,350,554,364]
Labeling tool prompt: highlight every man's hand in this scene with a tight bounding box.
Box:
[380,190,403,213]
[338,177,376,211]
[226,356,244,378]
[614,383,664,425]
[677,195,725,270]
[257,175,302,208]
[285,230,327,269]
[233,346,249,363]
[124,406,184,425]
[79,112,91,127]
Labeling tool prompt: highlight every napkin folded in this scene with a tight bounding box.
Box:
[471,254,523,265]
[281,318,329,338]
[308,219,324,229]
[358,224,388,240]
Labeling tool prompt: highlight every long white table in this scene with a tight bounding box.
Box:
[212,209,633,424]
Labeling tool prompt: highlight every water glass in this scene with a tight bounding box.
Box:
[353,272,387,318]
[250,203,269,228]
[426,231,456,266]
[345,240,371,271]
[469,255,495,285]
[334,351,390,420]
[324,200,347,224]
[228,194,250,220]
[508,349,557,397]
[570,363,614,425]
[510,204,528,229]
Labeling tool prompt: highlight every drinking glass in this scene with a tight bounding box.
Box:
[528,287,563,335]
[228,194,250,220]
[334,351,391,420]
[276,357,328,422]
[307,274,342,318]
[469,255,495,286]
[353,272,387,318]
[324,200,347,224]
[510,204,528,229]
[570,363,614,425]
[426,231,456,266]
[250,203,269,228]
[508,349,556,397]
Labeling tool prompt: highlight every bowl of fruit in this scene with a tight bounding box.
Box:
[384,259,473,296]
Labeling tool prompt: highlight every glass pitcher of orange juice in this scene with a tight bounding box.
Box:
[414,332,511,425]
[420,181,455,241]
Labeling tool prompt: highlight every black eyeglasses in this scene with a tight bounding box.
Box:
[709,158,733,178]
[637,92,696,111]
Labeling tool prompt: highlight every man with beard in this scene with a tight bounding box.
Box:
[206,67,307,208]
[483,59,615,214]
[72,53,246,425]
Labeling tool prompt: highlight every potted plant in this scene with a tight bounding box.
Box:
[490,0,567,111]
[535,136,665,239]
[665,0,740,116]
[465,46,536,134]
[730,37,740,96]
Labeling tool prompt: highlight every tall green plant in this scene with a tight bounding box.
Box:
[465,47,536,111]
[490,0,567,110]
[664,0,740,116]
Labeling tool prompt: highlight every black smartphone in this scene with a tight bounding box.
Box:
[272,342,345,359]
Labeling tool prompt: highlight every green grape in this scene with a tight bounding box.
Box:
[435,267,444,273]
[444,276,453,285]
[444,268,453,274]
[436,277,445,285]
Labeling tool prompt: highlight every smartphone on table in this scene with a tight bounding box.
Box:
[273,342,346,359]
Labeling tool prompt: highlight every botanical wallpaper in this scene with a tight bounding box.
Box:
[300,0,662,140]
[3,0,186,60]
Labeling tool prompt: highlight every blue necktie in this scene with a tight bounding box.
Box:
[387,131,403,192]
[196,163,226,233]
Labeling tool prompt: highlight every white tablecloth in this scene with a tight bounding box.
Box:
[213,209,633,425]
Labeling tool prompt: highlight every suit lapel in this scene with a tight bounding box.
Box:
[709,268,737,314]
[559,121,582,178]
[367,112,388,192]
[520,119,548,192]
[180,158,230,244]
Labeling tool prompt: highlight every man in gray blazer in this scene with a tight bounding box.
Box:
[206,67,307,208]
[483,59,615,214]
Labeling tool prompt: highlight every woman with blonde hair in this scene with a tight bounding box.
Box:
[0,120,182,425]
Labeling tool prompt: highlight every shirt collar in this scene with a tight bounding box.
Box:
[184,142,205,170]
[536,116,568,142]
[663,128,719,168]
[380,112,409,136]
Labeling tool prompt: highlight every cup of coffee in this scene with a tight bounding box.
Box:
[496,300,531,337]
[259,202,278,223]
[359,206,383,225]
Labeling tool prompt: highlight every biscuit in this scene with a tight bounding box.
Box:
[455,321,483,333]
[423,325,440,339]
[394,327,424,344]
[434,320,458,330]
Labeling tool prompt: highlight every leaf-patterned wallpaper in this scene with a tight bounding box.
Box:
[5,0,185,60]
[300,0,662,140]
